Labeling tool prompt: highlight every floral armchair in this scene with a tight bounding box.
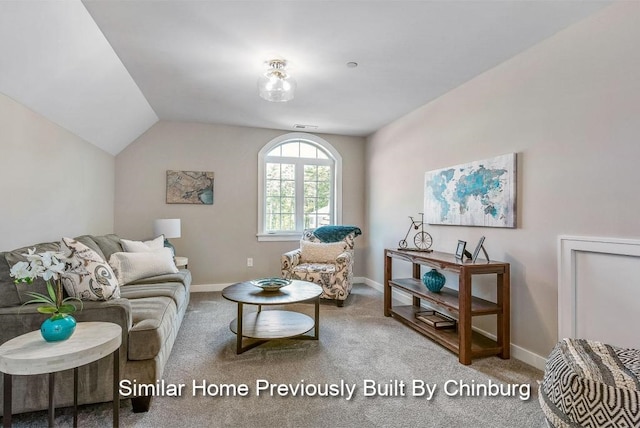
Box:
[281,227,360,307]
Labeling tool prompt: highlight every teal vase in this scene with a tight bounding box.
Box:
[41,315,76,342]
[422,269,446,293]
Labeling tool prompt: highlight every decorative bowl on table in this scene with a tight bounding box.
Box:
[250,277,292,292]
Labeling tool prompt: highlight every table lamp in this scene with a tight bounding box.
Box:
[153,218,181,255]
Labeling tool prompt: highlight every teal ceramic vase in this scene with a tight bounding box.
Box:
[41,314,76,342]
[422,269,446,293]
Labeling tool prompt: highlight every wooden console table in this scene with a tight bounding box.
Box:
[384,249,510,365]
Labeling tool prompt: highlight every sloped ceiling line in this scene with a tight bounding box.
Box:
[0,1,612,155]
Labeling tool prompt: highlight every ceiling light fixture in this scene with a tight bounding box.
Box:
[257,59,296,102]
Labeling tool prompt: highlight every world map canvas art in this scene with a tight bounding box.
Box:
[166,170,214,205]
[424,153,516,228]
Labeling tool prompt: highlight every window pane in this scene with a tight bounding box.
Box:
[317,149,329,159]
[266,163,280,179]
[266,214,275,230]
[281,180,294,197]
[267,146,281,157]
[317,166,331,211]
[317,165,331,180]
[304,181,316,198]
[304,164,317,181]
[266,180,280,196]
[300,143,317,158]
[281,214,296,231]
[305,214,317,229]
[317,180,330,202]
[281,197,295,214]
[319,213,331,226]
[281,164,295,180]
[304,198,316,213]
[281,142,299,157]
[266,197,280,214]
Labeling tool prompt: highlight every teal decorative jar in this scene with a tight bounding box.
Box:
[41,314,76,342]
[422,269,446,293]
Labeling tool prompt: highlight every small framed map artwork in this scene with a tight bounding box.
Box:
[424,153,516,228]
[166,170,214,205]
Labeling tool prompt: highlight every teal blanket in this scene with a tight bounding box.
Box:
[313,226,362,242]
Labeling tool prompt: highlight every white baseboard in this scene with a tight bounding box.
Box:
[362,277,384,293]
[362,278,547,371]
[191,283,231,292]
[353,276,367,285]
[193,278,369,293]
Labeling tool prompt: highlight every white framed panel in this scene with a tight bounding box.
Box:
[558,235,640,348]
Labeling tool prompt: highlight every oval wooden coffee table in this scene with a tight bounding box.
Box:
[222,280,322,354]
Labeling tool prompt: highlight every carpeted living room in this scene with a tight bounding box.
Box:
[1,1,639,428]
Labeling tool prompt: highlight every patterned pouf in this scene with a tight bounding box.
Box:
[539,338,640,428]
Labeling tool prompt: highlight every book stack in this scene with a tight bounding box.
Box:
[415,310,456,330]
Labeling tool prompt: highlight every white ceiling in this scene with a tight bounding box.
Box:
[0,1,612,155]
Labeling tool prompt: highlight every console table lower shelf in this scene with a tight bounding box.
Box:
[391,305,501,359]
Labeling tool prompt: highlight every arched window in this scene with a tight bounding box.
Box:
[257,133,342,241]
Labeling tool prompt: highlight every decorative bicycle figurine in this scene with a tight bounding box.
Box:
[399,213,433,251]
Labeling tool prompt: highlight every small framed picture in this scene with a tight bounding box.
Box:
[472,236,486,263]
[455,240,466,259]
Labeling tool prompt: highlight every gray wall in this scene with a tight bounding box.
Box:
[365,2,640,362]
[114,121,366,285]
[0,92,114,250]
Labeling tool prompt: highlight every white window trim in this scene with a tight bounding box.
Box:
[257,132,342,242]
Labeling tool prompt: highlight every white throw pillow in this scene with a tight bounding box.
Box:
[60,237,121,301]
[108,248,178,285]
[121,235,165,252]
[300,240,348,263]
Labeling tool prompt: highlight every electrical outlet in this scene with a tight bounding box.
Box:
[247,258,253,267]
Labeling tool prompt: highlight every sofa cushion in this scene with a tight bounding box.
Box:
[60,237,120,301]
[299,240,348,263]
[90,234,123,260]
[4,241,61,304]
[72,235,107,261]
[119,282,187,315]
[127,296,177,361]
[121,235,164,252]
[127,270,191,287]
[0,253,22,308]
[108,248,178,285]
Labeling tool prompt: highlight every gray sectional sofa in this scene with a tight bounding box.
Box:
[0,234,191,415]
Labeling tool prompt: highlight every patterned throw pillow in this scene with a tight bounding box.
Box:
[60,237,121,301]
[121,235,165,252]
[300,240,349,263]
[108,248,178,285]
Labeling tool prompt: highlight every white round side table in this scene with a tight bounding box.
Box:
[0,322,122,428]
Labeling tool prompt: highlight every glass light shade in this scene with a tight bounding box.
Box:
[153,218,181,239]
[258,60,296,102]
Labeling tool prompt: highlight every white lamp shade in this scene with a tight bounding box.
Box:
[154,219,181,239]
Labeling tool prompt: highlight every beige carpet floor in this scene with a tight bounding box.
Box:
[7,284,545,427]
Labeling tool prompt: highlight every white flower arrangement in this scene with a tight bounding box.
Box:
[9,248,82,316]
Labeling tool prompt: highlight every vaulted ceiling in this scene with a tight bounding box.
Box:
[0,1,612,155]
